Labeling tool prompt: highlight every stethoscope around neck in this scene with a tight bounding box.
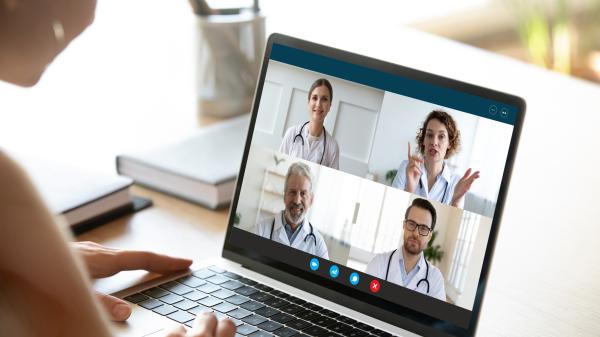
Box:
[293,121,327,165]
[385,249,430,294]
[418,163,450,203]
[270,212,317,246]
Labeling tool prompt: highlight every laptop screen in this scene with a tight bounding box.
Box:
[224,34,524,336]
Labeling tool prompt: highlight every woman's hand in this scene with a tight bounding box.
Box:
[404,142,423,193]
[165,312,236,337]
[451,168,480,207]
[71,241,192,322]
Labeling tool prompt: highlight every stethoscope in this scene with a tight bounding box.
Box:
[270,212,317,246]
[293,121,327,165]
[385,249,430,294]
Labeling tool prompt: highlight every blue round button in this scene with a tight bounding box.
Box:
[349,272,360,286]
[329,265,340,278]
[309,258,319,271]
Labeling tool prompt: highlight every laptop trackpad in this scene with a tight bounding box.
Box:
[112,305,179,337]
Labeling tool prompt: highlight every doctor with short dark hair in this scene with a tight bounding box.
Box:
[255,162,329,258]
[366,198,446,301]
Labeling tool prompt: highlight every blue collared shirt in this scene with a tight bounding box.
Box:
[283,220,303,245]
[398,248,422,287]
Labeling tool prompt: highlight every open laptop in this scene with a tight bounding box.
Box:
[113,33,525,337]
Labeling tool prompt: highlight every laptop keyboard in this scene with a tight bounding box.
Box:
[124,266,397,337]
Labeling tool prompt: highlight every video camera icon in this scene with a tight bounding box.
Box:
[309,258,319,271]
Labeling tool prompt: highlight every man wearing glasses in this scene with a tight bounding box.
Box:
[365,198,446,301]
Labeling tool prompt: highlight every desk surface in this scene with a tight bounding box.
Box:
[2,1,600,336]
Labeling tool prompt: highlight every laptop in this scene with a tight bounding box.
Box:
[112,33,525,337]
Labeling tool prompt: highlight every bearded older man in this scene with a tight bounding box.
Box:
[254,162,329,259]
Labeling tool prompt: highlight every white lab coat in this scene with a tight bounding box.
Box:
[391,160,462,206]
[255,211,329,259]
[279,123,339,169]
[366,248,446,301]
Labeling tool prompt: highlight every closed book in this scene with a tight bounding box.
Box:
[15,154,151,234]
[116,114,249,209]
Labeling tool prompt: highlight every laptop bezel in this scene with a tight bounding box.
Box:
[223,33,525,337]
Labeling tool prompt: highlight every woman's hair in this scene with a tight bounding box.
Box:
[416,110,461,159]
[308,78,333,101]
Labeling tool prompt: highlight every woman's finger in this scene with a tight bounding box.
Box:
[95,291,132,321]
[189,312,219,337]
[215,318,236,337]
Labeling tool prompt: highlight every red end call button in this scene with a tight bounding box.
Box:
[369,279,381,293]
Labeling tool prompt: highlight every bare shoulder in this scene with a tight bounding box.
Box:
[0,152,41,204]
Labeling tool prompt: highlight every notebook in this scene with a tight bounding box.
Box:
[112,33,525,337]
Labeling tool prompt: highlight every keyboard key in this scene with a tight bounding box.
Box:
[249,292,274,303]
[370,330,393,337]
[286,319,312,331]
[143,287,170,299]
[312,316,335,327]
[160,293,184,305]
[167,310,195,323]
[222,280,244,290]
[161,281,193,295]
[278,304,302,315]
[212,289,236,299]
[257,320,283,332]
[227,308,252,319]
[174,299,199,311]
[337,316,357,325]
[208,265,226,273]
[273,327,299,337]
[206,274,230,285]
[232,318,244,326]
[226,294,250,305]
[213,302,237,313]
[328,322,352,334]
[248,331,273,337]
[240,300,265,311]
[184,290,209,301]
[270,312,294,324]
[302,303,321,311]
[354,323,374,332]
[270,290,289,299]
[223,271,242,279]
[193,269,216,279]
[198,296,223,307]
[319,309,339,319]
[254,284,273,292]
[197,283,221,293]
[255,306,279,318]
[347,329,369,337]
[139,298,162,309]
[188,304,212,315]
[237,324,258,335]
[302,326,328,336]
[236,286,259,296]
[242,314,268,326]
[238,277,258,286]
[177,275,207,288]
[287,297,306,305]
[153,304,177,316]
[264,297,289,308]
[320,333,341,337]
[297,310,320,321]
[124,293,149,304]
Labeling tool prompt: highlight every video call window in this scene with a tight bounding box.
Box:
[233,54,514,313]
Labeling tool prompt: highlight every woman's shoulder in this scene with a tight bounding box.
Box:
[0,152,37,201]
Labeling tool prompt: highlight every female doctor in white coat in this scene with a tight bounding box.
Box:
[279,78,340,169]
[255,162,329,258]
[366,198,446,301]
